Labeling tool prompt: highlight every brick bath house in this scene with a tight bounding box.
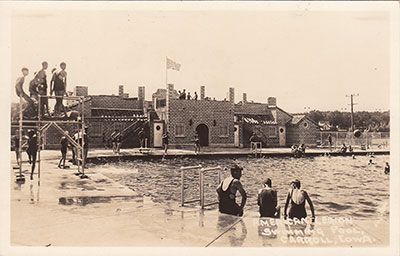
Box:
[13,84,319,149]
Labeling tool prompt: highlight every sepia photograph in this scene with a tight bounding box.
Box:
[0,1,399,255]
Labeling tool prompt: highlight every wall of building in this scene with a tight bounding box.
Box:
[167,99,234,147]
[286,118,320,146]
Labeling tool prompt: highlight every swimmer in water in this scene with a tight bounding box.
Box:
[284,179,315,222]
[384,162,390,174]
[216,164,247,216]
[368,156,374,165]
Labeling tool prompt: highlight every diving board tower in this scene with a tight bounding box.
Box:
[14,94,88,182]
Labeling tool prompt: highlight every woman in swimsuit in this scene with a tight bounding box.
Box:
[284,179,315,222]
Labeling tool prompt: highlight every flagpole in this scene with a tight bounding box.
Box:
[166,57,168,89]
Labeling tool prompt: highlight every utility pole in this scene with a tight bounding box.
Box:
[346,93,359,131]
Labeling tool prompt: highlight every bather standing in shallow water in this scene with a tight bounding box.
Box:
[284,179,315,222]
[216,165,247,216]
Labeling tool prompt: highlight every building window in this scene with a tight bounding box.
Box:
[220,125,229,137]
[91,122,103,137]
[175,123,185,137]
[303,122,309,128]
[267,126,277,138]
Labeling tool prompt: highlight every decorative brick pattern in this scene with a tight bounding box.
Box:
[167,99,234,147]
[200,86,205,100]
[74,86,88,97]
[286,118,320,146]
[229,87,235,103]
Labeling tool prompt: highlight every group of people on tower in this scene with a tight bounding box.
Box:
[15,61,68,119]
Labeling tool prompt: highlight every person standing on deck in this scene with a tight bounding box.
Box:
[26,130,38,180]
[58,131,69,169]
[194,133,200,154]
[138,128,145,148]
[162,131,169,155]
[284,179,315,222]
[36,61,50,117]
[13,130,20,165]
[50,62,68,117]
[327,134,333,151]
[82,127,89,168]
[257,178,280,218]
[216,165,247,216]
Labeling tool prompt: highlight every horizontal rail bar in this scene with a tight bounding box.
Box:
[180,165,202,170]
[200,166,221,172]
[39,95,85,100]
[183,199,201,204]
[11,125,38,128]
[12,120,83,124]
[202,202,218,207]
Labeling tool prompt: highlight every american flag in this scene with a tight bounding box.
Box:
[166,57,181,71]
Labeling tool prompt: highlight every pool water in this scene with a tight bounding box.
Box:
[94,154,390,220]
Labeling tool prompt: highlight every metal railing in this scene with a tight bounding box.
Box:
[180,165,223,208]
[199,166,222,209]
[251,142,262,157]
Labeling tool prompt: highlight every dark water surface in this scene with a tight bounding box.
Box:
[94,154,389,220]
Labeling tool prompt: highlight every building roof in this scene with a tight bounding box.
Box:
[91,108,144,118]
[289,114,319,126]
[290,114,305,125]
[242,114,277,125]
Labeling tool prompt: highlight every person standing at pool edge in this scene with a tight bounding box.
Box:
[162,132,169,154]
[284,179,315,222]
[58,131,69,169]
[26,130,38,180]
[216,165,247,216]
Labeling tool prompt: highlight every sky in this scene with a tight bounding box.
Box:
[11,9,391,113]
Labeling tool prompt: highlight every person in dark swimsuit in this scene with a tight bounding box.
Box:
[162,132,169,154]
[13,131,20,165]
[58,131,69,168]
[50,62,67,116]
[284,179,315,222]
[257,178,280,218]
[384,162,390,174]
[26,130,38,180]
[36,61,50,117]
[216,164,247,216]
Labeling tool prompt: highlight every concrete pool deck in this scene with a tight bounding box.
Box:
[10,149,389,247]
[85,146,389,163]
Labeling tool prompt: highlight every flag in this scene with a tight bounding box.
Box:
[166,57,181,71]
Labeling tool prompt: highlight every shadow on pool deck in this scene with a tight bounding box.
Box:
[10,151,389,247]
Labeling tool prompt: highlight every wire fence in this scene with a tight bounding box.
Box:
[319,131,389,149]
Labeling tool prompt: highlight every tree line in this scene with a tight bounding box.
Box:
[305,110,390,132]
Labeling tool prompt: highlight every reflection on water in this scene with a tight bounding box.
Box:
[93,154,389,220]
[58,195,142,206]
[216,215,247,247]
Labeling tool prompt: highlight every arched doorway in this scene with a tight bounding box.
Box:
[196,124,209,146]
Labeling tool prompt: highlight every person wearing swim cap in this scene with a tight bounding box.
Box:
[216,164,247,216]
[284,179,315,222]
[257,178,280,218]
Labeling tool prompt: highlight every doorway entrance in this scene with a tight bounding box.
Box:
[196,124,209,146]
